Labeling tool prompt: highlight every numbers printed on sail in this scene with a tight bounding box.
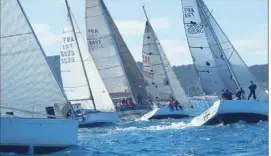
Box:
[184,7,195,18]
[87,29,104,50]
[62,43,72,50]
[186,24,204,34]
[143,70,154,80]
[61,37,76,64]
[60,50,75,57]
[143,55,150,64]
[88,39,104,49]
[61,57,75,64]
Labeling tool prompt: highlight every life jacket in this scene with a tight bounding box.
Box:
[168,101,174,108]
[221,92,228,100]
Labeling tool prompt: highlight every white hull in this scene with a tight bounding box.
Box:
[79,111,119,128]
[141,104,191,120]
[116,103,152,118]
[0,116,78,154]
[118,109,150,118]
[188,100,268,126]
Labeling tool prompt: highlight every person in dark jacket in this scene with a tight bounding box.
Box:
[221,89,229,100]
[175,100,183,110]
[248,81,257,100]
[137,94,143,105]
[225,89,233,100]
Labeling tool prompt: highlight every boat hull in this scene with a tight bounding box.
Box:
[189,100,268,126]
[0,116,78,154]
[116,104,152,118]
[141,105,190,120]
[79,112,119,128]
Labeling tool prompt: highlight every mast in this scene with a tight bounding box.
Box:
[142,5,150,22]
[99,0,136,103]
[142,5,177,101]
[17,0,76,116]
[65,0,96,110]
[196,0,241,89]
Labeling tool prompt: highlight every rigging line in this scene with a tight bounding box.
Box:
[99,0,135,102]
[63,85,88,88]
[143,63,163,67]
[0,32,32,38]
[142,52,159,55]
[85,13,104,19]
[197,0,240,88]
[87,34,112,40]
[227,49,235,61]
[143,43,158,46]
[65,0,96,109]
[86,5,99,9]
[1,106,63,118]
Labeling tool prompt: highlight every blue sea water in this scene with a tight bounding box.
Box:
[49,119,267,156]
[2,101,268,156]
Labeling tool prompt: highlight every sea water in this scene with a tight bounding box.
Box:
[2,101,268,156]
[52,120,267,156]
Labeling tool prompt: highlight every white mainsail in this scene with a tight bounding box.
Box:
[85,0,148,103]
[142,7,190,107]
[181,0,266,100]
[1,0,69,118]
[142,21,171,102]
[60,15,92,102]
[60,6,116,112]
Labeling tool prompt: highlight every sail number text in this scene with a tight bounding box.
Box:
[61,37,75,64]
[87,29,104,50]
[184,7,195,18]
[186,24,204,34]
[143,70,154,80]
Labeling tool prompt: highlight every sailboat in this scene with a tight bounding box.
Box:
[140,6,193,120]
[85,0,152,117]
[60,0,119,128]
[0,0,78,154]
[181,0,268,126]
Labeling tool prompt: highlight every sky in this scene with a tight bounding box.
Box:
[21,0,268,66]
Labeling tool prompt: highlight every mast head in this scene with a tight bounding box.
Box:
[142,5,149,21]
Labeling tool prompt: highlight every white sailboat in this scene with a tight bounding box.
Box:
[0,0,78,154]
[60,0,119,128]
[140,6,193,120]
[85,0,152,117]
[181,0,268,126]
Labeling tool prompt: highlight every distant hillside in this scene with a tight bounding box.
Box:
[137,62,268,96]
[46,55,268,97]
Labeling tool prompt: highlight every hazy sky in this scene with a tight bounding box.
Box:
[21,0,268,66]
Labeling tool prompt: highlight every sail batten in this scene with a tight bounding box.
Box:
[60,3,116,112]
[142,8,190,107]
[181,0,266,100]
[85,0,148,103]
[1,0,69,118]
[60,14,92,102]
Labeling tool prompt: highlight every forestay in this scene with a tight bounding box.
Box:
[181,0,266,100]
[105,4,148,104]
[1,0,68,118]
[142,19,190,107]
[61,11,116,112]
[85,0,131,99]
[197,0,266,100]
[142,21,171,102]
[60,15,91,102]
[85,0,148,103]
[181,0,229,95]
